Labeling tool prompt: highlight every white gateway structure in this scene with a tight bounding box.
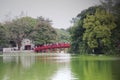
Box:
[21,39,34,50]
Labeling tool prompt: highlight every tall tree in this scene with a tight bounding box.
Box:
[83,9,116,54]
[33,16,57,45]
[69,6,100,54]
[4,17,36,50]
[100,0,120,53]
[0,24,8,47]
[100,0,113,13]
[56,28,70,42]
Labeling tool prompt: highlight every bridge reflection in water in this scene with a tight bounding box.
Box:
[1,53,73,80]
[2,53,71,69]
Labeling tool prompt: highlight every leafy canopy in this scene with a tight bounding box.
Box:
[83,9,116,49]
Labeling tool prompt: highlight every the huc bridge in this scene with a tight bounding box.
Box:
[34,43,70,53]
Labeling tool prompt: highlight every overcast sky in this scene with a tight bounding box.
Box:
[0,0,100,29]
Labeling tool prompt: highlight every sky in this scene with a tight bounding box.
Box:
[0,0,100,29]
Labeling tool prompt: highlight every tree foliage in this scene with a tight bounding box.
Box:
[0,24,8,47]
[4,17,36,49]
[56,28,70,42]
[69,4,119,54]
[100,0,120,53]
[32,16,57,44]
[83,9,116,53]
[69,6,100,54]
[0,16,58,49]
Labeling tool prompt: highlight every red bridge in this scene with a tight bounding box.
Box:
[34,42,70,53]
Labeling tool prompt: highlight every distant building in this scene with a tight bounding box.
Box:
[21,39,34,50]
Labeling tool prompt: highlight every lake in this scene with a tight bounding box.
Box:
[0,53,120,80]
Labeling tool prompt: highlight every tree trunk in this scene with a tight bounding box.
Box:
[17,41,22,50]
[94,38,103,54]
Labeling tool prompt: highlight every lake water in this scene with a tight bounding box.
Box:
[0,54,120,80]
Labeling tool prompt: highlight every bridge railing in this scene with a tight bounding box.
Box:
[34,43,70,53]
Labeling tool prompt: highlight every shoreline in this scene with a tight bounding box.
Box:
[0,51,71,57]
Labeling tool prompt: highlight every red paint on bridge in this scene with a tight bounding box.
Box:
[34,43,70,53]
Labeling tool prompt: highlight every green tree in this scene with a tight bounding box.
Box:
[55,28,70,42]
[33,16,57,44]
[100,0,120,53]
[1,16,58,49]
[69,6,100,54]
[83,9,116,54]
[100,0,113,13]
[112,0,120,52]
[4,17,36,49]
[0,24,8,47]
[69,20,85,53]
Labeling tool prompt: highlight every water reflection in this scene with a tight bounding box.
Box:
[3,56,35,68]
[82,61,112,80]
[0,54,120,80]
[51,56,74,80]
[0,54,72,80]
[111,61,120,80]
[3,56,19,63]
[51,66,74,80]
[20,56,35,68]
[71,58,120,80]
